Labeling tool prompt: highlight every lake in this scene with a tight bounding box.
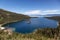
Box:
[4,17,58,33]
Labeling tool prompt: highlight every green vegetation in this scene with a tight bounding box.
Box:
[0,27,60,40]
[0,17,3,21]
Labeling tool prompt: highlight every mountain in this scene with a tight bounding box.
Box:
[44,14,60,17]
[0,9,29,24]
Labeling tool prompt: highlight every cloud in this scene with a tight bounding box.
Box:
[24,10,41,15]
[43,10,60,13]
[42,10,60,15]
[23,10,60,15]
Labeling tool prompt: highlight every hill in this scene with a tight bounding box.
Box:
[0,9,30,24]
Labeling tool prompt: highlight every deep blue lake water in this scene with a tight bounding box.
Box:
[4,17,58,33]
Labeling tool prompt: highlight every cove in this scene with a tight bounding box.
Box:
[4,17,58,33]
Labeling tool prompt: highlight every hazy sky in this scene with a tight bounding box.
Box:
[0,0,60,16]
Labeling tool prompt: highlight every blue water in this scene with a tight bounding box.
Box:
[4,17,58,33]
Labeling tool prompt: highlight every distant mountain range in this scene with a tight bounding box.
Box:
[30,14,60,17]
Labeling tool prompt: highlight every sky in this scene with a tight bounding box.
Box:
[0,0,60,16]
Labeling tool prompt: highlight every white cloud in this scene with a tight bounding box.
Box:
[23,10,60,15]
[43,10,60,13]
[42,10,60,15]
[24,10,41,15]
